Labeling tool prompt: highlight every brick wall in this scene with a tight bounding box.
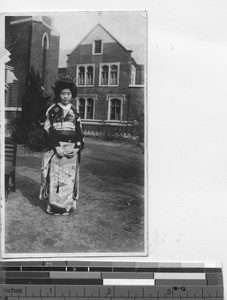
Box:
[5,16,60,124]
[30,22,59,97]
[67,42,133,121]
[67,40,144,123]
[58,68,66,78]
[68,42,131,66]
[5,18,32,106]
[47,34,60,97]
[30,22,51,81]
[128,87,144,120]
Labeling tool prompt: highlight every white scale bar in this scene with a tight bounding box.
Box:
[103,279,155,286]
[154,273,206,279]
[205,262,222,268]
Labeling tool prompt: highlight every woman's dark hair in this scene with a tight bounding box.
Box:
[53,75,77,102]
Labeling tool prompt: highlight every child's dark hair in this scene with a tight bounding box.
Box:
[54,75,77,102]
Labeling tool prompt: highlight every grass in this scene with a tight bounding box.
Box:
[4,138,145,256]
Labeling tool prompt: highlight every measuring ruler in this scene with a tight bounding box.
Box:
[0,261,224,299]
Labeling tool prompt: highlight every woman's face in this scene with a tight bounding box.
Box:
[60,88,72,105]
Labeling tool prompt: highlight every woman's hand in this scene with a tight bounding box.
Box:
[55,146,65,157]
[65,148,79,159]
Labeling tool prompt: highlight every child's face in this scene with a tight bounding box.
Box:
[60,89,72,105]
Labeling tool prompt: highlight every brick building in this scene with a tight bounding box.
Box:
[5,65,20,123]
[66,24,144,131]
[5,16,60,121]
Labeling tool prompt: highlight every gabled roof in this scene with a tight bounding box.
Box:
[68,23,132,56]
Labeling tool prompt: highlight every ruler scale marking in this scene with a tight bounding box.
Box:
[0,262,223,299]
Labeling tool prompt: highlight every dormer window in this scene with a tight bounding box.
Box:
[93,40,102,55]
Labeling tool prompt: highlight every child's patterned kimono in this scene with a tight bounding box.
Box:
[39,102,84,214]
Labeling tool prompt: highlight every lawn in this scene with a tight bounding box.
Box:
[4,138,145,256]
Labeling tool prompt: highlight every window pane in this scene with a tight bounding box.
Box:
[101,65,109,85]
[110,98,121,120]
[87,98,94,119]
[86,66,93,85]
[79,98,85,119]
[95,40,102,53]
[110,65,118,85]
[78,66,85,85]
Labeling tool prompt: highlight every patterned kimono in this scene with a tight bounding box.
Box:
[39,103,83,213]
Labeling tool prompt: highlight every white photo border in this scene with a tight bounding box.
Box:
[0,9,148,259]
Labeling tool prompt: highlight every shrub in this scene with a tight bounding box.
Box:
[25,125,46,151]
[10,67,51,151]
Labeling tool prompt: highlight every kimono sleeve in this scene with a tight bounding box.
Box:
[75,115,84,149]
[44,106,60,148]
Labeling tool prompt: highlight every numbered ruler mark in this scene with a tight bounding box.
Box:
[0,285,224,299]
[86,286,114,298]
[157,286,173,298]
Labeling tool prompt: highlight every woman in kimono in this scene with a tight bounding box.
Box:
[39,75,84,215]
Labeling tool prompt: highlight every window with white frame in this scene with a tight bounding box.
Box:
[77,64,95,86]
[106,94,125,121]
[110,98,121,120]
[77,95,96,119]
[86,66,94,85]
[93,40,102,54]
[101,65,109,85]
[100,63,119,86]
[110,65,118,85]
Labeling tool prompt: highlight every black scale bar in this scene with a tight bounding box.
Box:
[1,266,223,272]
[2,278,103,284]
[68,267,89,272]
[0,279,222,286]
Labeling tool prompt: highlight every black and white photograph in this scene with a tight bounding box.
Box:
[1,11,147,257]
